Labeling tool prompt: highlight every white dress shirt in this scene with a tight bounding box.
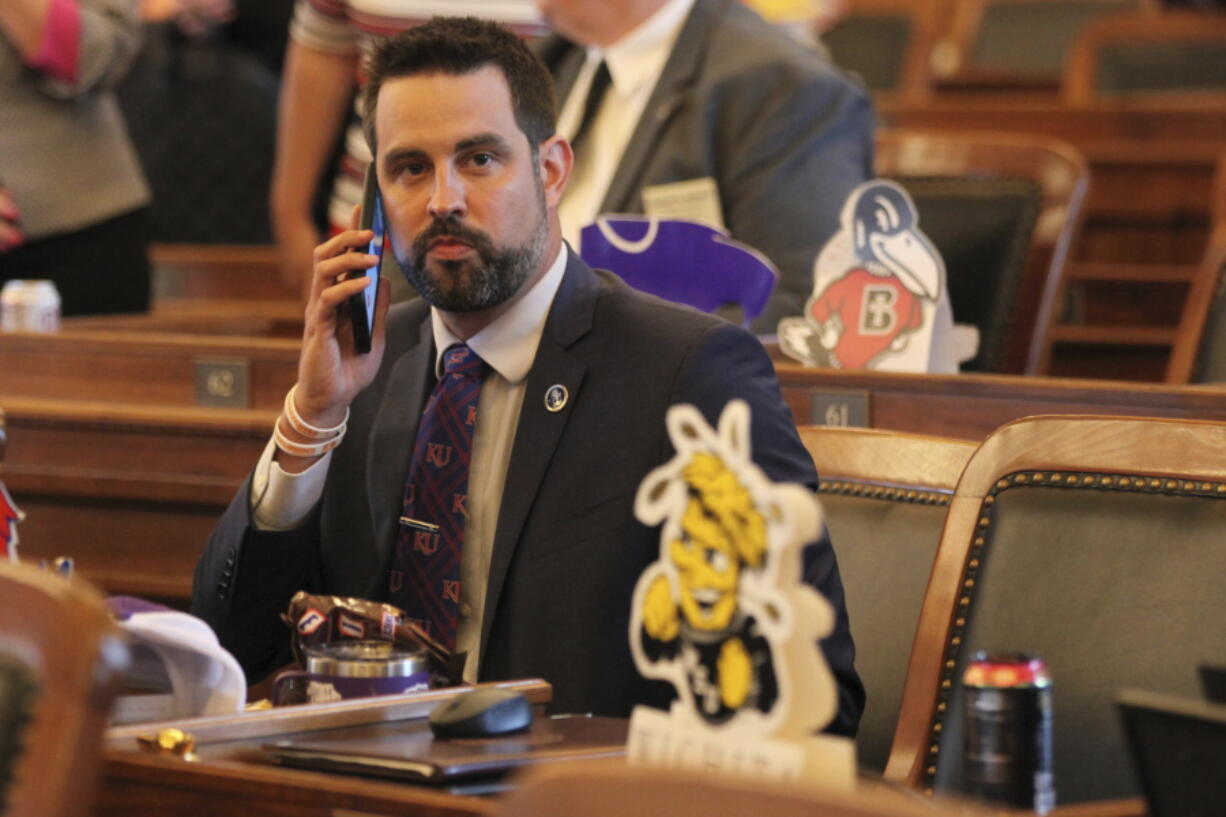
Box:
[250,244,569,681]
[557,0,696,250]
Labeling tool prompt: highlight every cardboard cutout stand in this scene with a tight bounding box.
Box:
[579,216,779,326]
[626,401,854,788]
[778,180,967,373]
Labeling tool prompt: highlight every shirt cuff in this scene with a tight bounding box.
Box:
[250,436,331,531]
[30,0,80,84]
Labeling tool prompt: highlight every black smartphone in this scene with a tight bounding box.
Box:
[349,164,385,354]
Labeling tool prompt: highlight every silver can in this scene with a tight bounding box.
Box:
[1,280,61,332]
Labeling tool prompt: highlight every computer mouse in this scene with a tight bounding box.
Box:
[428,688,533,739]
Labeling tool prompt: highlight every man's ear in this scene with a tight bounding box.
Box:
[538,134,573,208]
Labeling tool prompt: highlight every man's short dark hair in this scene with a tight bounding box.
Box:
[362,17,556,154]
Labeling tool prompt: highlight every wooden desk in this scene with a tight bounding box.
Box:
[1,319,299,411]
[8,353,1226,601]
[0,397,271,603]
[99,674,1145,817]
[775,364,1226,440]
[100,680,553,817]
[0,309,295,603]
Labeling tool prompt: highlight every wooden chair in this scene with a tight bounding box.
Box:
[1064,11,1226,104]
[933,0,1155,91]
[875,129,1089,374]
[1164,223,1226,383]
[800,425,975,772]
[820,0,946,102]
[0,559,128,817]
[885,415,1226,804]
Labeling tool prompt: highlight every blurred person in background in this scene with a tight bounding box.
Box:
[535,0,874,333]
[1,0,152,315]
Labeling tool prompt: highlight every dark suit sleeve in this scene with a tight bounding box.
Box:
[191,474,324,684]
[714,60,875,334]
[671,322,865,736]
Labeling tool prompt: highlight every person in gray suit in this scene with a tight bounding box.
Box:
[536,0,876,334]
[192,16,863,733]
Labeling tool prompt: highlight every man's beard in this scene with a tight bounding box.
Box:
[397,195,548,313]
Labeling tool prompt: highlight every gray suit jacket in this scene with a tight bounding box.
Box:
[193,252,863,733]
[539,0,875,333]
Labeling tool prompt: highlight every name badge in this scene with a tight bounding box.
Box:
[642,177,724,230]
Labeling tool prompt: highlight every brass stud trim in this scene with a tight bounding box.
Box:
[924,467,1226,779]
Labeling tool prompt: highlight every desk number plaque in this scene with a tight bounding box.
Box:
[626,400,854,788]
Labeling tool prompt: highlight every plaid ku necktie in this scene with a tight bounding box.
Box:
[388,343,487,651]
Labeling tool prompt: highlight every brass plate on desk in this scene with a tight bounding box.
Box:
[809,389,870,428]
[195,357,250,408]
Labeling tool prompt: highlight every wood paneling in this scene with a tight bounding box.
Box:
[0,397,272,605]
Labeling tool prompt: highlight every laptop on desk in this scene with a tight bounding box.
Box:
[1116,688,1226,817]
[264,713,627,793]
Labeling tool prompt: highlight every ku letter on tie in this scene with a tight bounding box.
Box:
[426,443,454,468]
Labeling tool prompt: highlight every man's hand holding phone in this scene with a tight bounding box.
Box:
[349,167,385,354]
[278,203,391,472]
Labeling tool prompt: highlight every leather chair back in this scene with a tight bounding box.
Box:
[895,177,1039,372]
[0,655,37,812]
[1064,11,1226,102]
[1165,222,1226,384]
[1187,250,1226,382]
[876,129,1088,375]
[821,0,942,103]
[799,426,975,771]
[824,15,912,93]
[971,0,1138,77]
[887,415,1226,804]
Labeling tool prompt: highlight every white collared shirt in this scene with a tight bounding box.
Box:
[557,0,696,250]
[251,244,569,681]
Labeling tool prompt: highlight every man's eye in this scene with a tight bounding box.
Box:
[405,162,426,176]
[470,153,494,167]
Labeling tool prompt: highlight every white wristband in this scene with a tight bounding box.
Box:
[283,384,350,440]
[273,416,345,459]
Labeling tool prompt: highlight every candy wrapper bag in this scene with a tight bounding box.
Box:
[282,592,465,687]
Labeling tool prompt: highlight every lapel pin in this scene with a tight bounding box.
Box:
[544,384,569,413]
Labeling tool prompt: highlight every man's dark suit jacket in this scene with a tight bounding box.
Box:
[193,252,865,735]
[538,0,875,334]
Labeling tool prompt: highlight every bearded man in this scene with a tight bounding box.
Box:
[193,16,862,733]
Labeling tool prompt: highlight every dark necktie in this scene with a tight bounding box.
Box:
[388,343,487,652]
[569,60,611,156]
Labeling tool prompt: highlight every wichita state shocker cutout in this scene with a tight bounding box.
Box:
[627,401,854,784]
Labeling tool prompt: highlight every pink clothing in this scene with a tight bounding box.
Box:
[30,0,81,84]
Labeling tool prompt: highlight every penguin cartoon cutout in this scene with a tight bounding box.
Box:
[779,180,958,373]
[626,401,855,785]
